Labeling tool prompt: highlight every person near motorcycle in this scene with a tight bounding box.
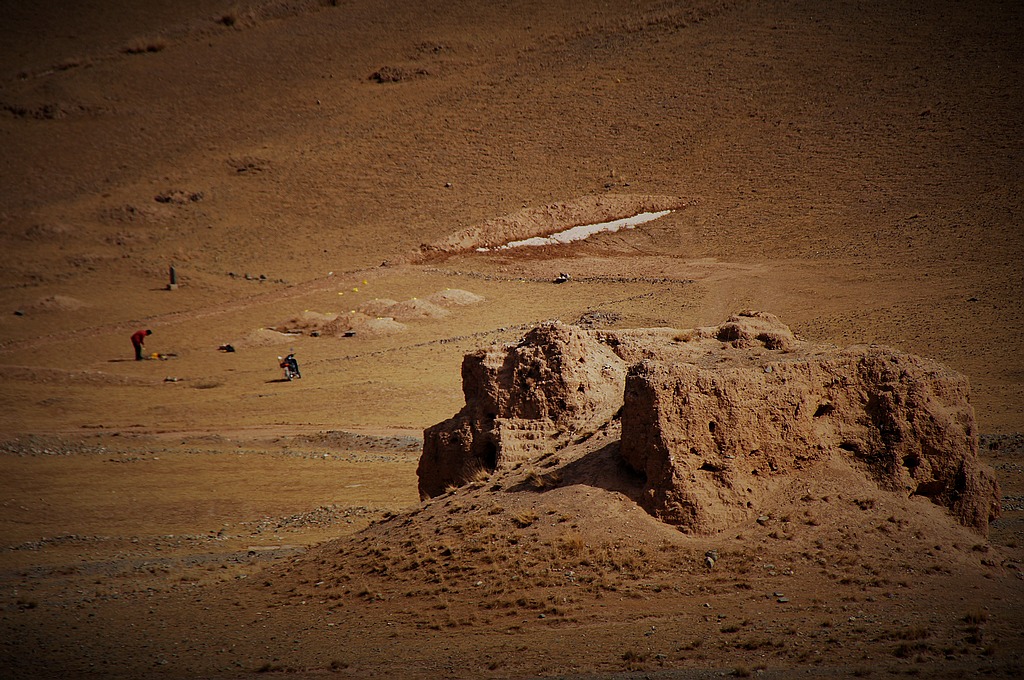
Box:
[131,329,152,361]
[279,352,301,380]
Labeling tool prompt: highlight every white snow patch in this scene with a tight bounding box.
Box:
[476,210,672,251]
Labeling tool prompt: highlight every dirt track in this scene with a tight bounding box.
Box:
[1,0,1022,677]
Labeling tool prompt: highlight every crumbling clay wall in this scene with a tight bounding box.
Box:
[419,312,1001,535]
[417,322,626,498]
[619,313,1000,535]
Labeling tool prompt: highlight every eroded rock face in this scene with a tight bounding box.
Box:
[417,322,626,498]
[418,312,1001,535]
[620,314,1000,535]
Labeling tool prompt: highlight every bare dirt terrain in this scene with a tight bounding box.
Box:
[0,0,1021,677]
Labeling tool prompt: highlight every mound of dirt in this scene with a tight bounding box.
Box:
[380,298,448,321]
[419,313,1000,536]
[233,327,298,349]
[273,310,338,334]
[22,295,88,313]
[412,193,687,259]
[270,415,1010,673]
[17,223,73,241]
[357,290,483,320]
[354,298,399,317]
[322,312,407,337]
[425,288,485,307]
[272,291,478,338]
[271,309,409,338]
[359,316,408,335]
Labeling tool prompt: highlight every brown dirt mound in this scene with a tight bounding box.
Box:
[322,312,408,337]
[357,290,482,320]
[355,298,400,317]
[233,327,298,349]
[264,418,1009,676]
[360,316,408,335]
[272,313,335,333]
[23,295,88,313]
[425,288,485,307]
[272,309,409,337]
[272,310,338,334]
[272,292,474,337]
[380,298,448,321]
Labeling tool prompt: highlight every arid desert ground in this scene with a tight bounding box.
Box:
[0,0,1022,677]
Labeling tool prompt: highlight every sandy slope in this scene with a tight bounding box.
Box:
[0,0,1022,677]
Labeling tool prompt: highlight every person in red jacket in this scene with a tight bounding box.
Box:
[131,329,152,361]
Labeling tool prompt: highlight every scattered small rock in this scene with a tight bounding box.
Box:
[154,189,203,204]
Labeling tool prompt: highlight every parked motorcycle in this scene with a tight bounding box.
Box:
[279,353,301,381]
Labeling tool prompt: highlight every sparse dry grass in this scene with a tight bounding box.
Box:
[523,468,543,488]
[191,380,224,389]
[522,467,561,490]
[465,464,492,484]
[555,530,586,560]
[963,610,989,625]
[510,512,538,528]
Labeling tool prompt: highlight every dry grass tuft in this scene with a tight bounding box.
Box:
[894,626,932,641]
[963,610,988,625]
[510,512,538,528]
[892,641,931,658]
[191,380,223,390]
[465,465,492,484]
[523,468,561,490]
[620,649,646,669]
[555,530,586,560]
